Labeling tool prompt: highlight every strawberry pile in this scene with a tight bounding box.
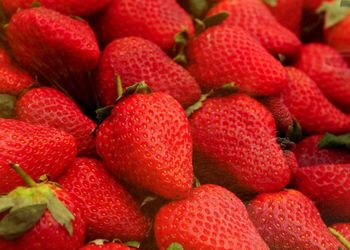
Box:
[1,0,350,249]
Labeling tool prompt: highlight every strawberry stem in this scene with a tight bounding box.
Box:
[329,227,350,249]
[115,75,124,98]
[9,162,37,187]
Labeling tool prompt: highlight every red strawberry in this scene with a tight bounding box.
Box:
[16,87,96,156]
[97,37,201,107]
[79,242,134,250]
[187,25,287,95]
[1,0,112,16]
[154,184,269,250]
[295,43,350,112]
[331,223,350,242]
[264,0,303,35]
[207,0,301,57]
[190,93,290,197]
[0,64,34,96]
[0,164,86,250]
[293,163,350,223]
[59,158,150,241]
[95,0,194,50]
[292,135,350,166]
[0,47,12,66]
[282,67,350,134]
[247,189,342,249]
[96,90,193,200]
[0,118,77,193]
[284,150,299,175]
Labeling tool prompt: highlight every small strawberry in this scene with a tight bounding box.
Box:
[16,87,96,156]
[96,85,193,200]
[0,118,77,193]
[189,93,290,197]
[1,0,112,16]
[207,0,301,57]
[97,37,201,107]
[59,158,150,241]
[282,67,350,134]
[79,241,135,250]
[0,163,86,250]
[247,189,342,249]
[295,43,350,112]
[292,135,350,166]
[95,0,194,50]
[154,184,269,250]
[293,163,350,223]
[187,25,287,95]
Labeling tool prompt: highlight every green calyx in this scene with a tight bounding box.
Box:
[31,1,41,8]
[317,0,350,28]
[286,119,303,143]
[173,29,190,66]
[167,243,184,250]
[0,94,17,118]
[0,163,75,240]
[318,132,350,149]
[263,0,277,7]
[194,11,230,35]
[329,227,350,249]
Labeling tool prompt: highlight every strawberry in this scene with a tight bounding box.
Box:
[247,189,342,249]
[263,0,303,35]
[16,87,96,156]
[95,0,194,50]
[292,135,350,166]
[304,0,332,11]
[154,184,269,250]
[1,0,112,16]
[59,158,150,241]
[189,93,290,197]
[0,163,86,250]
[293,163,350,223]
[207,0,301,57]
[97,37,201,107]
[295,43,350,112]
[282,67,350,134]
[0,64,34,96]
[283,150,299,175]
[79,242,134,250]
[187,25,287,95]
[0,118,77,193]
[0,47,11,66]
[96,88,193,200]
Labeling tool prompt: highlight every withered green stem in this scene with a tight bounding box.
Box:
[9,163,37,187]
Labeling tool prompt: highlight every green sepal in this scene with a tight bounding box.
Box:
[0,197,14,213]
[167,243,184,250]
[317,0,350,28]
[89,239,109,246]
[173,29,189,65]
[195,11,230,35]
[194,176,201,188]
[187,0,210,18]
[140,196,158,208]
[329,227,350,250]
[263,0,277,7]
[31,1,41,7]
[125,241,141,248]
[286,119,303,142]
[318,133,350,149]
[0,94,17,118]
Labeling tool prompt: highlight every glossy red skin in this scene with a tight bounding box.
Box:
[295,43,350,112]
[1,0,112,16]
[97,37,200,107]
[265,0,303,35]
[154,184,269,250]
[282,67,350,134]
[16,87,96,156]
[95,0,194,50]
[292,135,350,167]
[187,25,287,95]
[247,189,341,250]
[284,150,299,175]
[0,65,34,96]
[59,158,150,241]
[293,164,350,223]
[208,0,301,57]
[7,7,100,80]
[96,93,193,200]
[79,243,133,250]
[0,187,86,250]
[303,0,332,11]
[331,223,350,241]
[190,94,291,197]
[0,119,77,193]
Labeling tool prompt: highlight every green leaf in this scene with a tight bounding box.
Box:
[46,190,75,236]
[188,0,209,18]
[186,90,214,117]
[173,30,189,65]
[263,0,277,7]
[0,196,14,213]
[0,203,47,240]
[317,0,350,28]
[286,119,303,142]
[202,11,230,29]
[125,241,141,248]
[0,94,17,118]
[167,243,184,250]
[318,133,350,149]
[329,227,350,249]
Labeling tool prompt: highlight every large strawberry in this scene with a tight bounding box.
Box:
[97,37,200,107]
[208,0,301,57]
[247,189,342,249]
[0,118,77,193]
[16,87,96,156]
[0,163,86,250]
[1,0,112,16]
[187,25,287,95]
[96,87,193,200]
[59,158,150,241]
[293,163,350,223]
[282,67,350,134]
[95,0,194,50]
[295,43,350,112]
[189,93,290,197]
[292,135,350,166]
[154,184,269,250]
